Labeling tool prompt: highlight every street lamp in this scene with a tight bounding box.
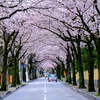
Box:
[5,33,10,91]
[19,50,23,84]
[25,57,29,82]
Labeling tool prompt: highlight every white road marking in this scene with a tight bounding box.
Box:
[44,94,47,100]
[44,81,47,100]
[44,91,46,93]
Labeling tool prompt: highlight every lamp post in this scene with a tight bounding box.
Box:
[19,50,22,84]
[6,33,10,91]
[25,58,29,82]
[6,60,8,91]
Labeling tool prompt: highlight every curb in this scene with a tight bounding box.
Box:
[0,78,38,99]
[0,84,27,99]
[63,82,100,100]
[2,91,12,99]
[82,91,100,100]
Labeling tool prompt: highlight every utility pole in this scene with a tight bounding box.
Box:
[19,51,22,84]
[25,58,29,82]
[6,67,8,91]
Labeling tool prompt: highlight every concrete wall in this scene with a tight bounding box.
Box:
[75,68,98,87]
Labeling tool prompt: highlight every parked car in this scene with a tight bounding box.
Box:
[48,74,57,82]
[44,73,49,78]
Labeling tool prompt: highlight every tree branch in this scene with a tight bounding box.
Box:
[94,0,100,15]
[0,0,23,8]
[17,50,27,60]
[0,6,51,21]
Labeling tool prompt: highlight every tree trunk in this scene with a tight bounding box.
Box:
[12,58,16,87]
[57,65,61,79]
[71,48,77,85]
[67,55,71,84]
[1,57,7,91]
[23,67,26,81]
[1,44,8,91]
[62,66,64,77]
[59,65,61,80]
[32,66,34,79]
[65,72,68,82]
[35,69,37,78]
[60,67,63,79]
[29,63,32,80]
[77,57,85,88]
[77,35,85,88]
[98,50,100,95]
[97,38,100,94]
[65,67,68,82]
[68,65,71,84]
[88,65,95,91]
[72,59,77,85]
[16,61,20,85]
[87,44,95,91]
[56,67,58,77]
[52,69,55,74]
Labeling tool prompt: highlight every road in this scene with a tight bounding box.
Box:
[3,77,92,100]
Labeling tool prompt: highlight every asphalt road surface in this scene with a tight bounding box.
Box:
[3,77,93,100]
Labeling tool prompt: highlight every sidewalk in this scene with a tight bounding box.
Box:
[0,79,37,99]
[0,81,29,99]
[0,84,22,98]
[62,81,100,100]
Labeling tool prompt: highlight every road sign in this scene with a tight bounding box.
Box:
[36,70,38,72]
[21,63,24,68]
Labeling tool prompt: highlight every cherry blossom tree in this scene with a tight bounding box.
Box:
[0,0,99,94]
[32,0,99,92]
[11,33,29,87]
[59,43,77,85]
[0,26,18,90]
[0,0,54,91]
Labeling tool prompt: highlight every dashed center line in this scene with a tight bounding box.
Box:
[44,81,47,100]
[44,90,46,93]
[44,94,47,100]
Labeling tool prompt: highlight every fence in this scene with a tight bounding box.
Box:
[0,75,12,85]
[74,68,99,87]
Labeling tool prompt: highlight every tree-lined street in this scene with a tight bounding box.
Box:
[0,0,100,99]
[3,77,91,100]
